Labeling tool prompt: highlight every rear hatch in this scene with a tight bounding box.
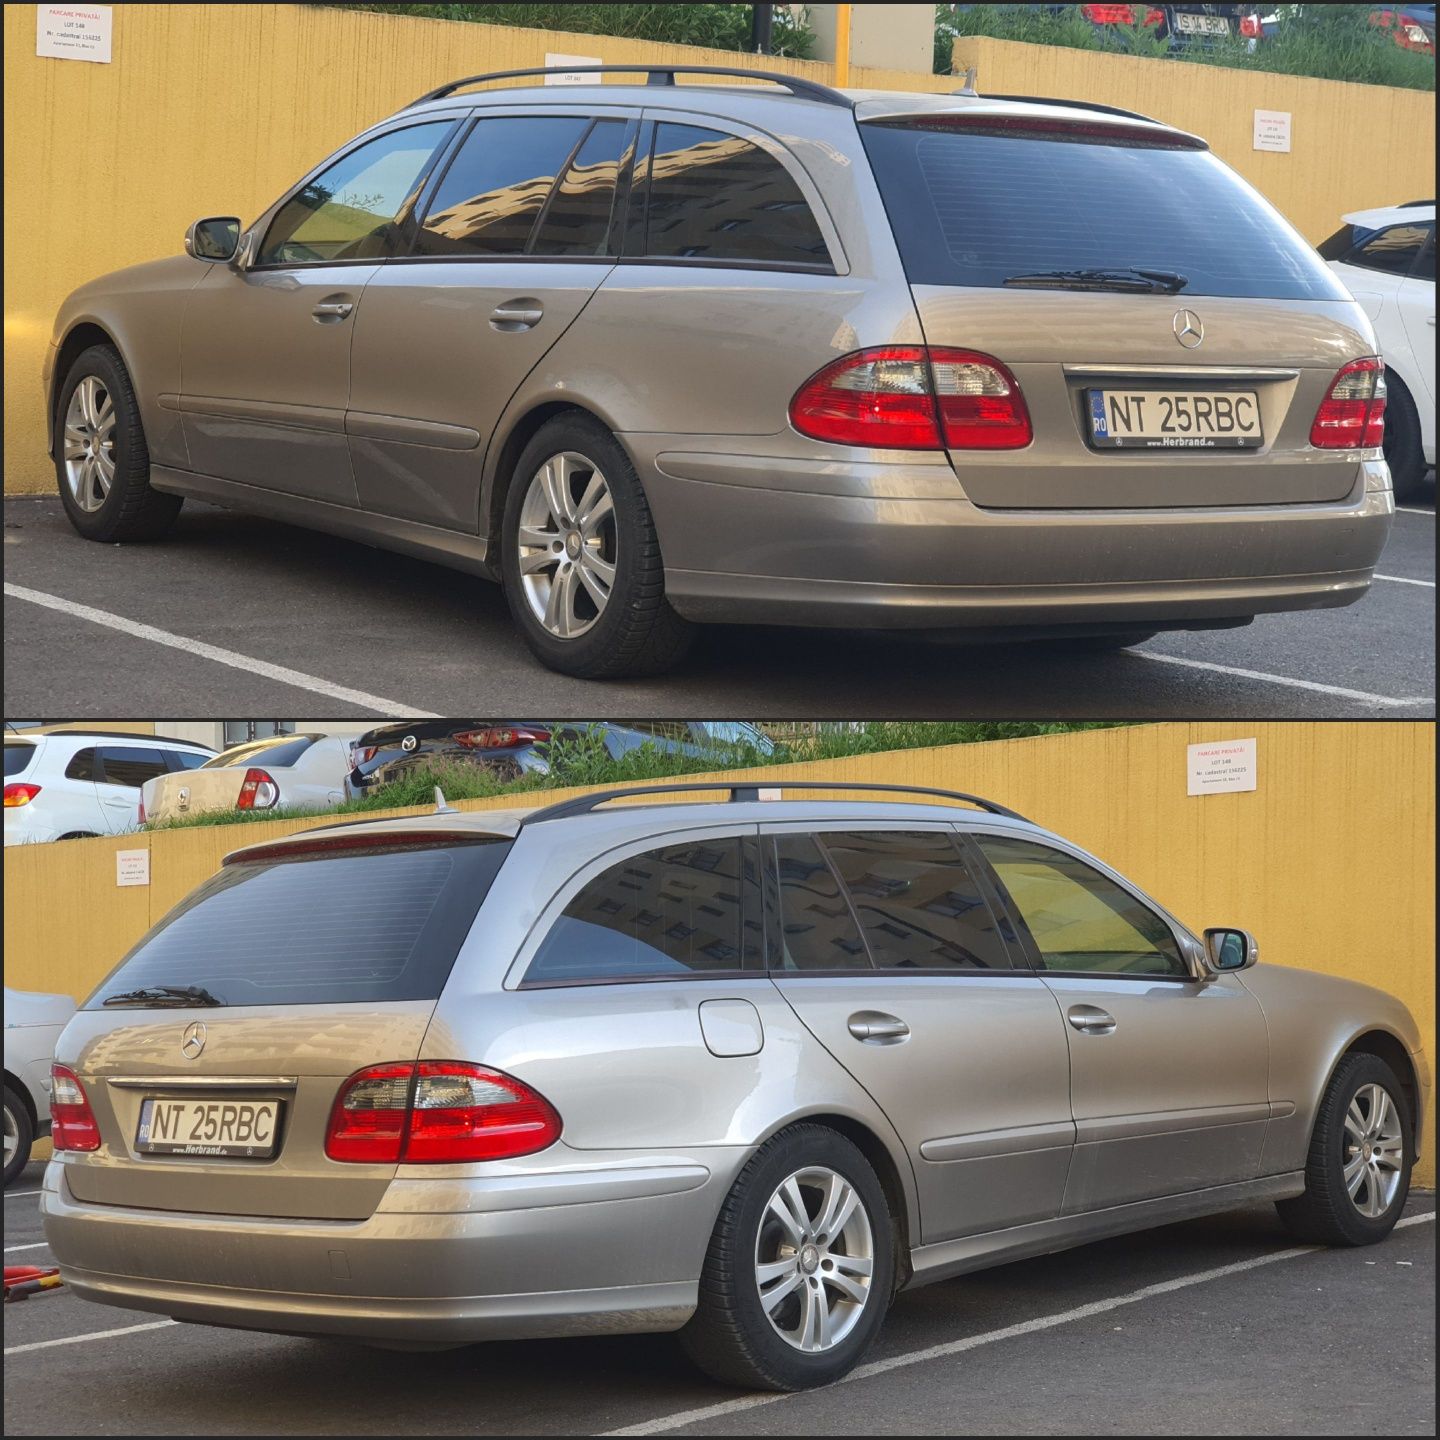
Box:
[858,108,1370,509]
[55,830,512,1219]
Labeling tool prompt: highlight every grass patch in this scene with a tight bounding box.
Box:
[937,4,1435,91]
[142,721,1127,832]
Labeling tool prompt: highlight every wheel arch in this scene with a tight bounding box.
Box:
[48,321,123,457]
[1335,1028,1424,1155]
[751,1109,919,1291]
[3,1069,39,1130]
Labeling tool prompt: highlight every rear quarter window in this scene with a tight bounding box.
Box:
[4,744,36,777]
[85,839,512,1007]
[860,120,1348,301]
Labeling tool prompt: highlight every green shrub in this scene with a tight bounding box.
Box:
[318,4,815,59]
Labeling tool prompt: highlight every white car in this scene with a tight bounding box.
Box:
[140,732,351,825]
[4,729,214,846]
[1322,201,1436,500]
[4,986,75,1184]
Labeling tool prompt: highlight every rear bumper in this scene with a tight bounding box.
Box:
[635,444,1393,629]
[40,1151,744,1344]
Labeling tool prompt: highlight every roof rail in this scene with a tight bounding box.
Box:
[969,93,1162,125]
[406,65,851,111]
[1400,198,1435,207]
[518,781,1030,826]
[19,727,213,749]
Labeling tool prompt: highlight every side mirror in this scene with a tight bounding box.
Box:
[184,216,241,262]
[1203,927,1258,974]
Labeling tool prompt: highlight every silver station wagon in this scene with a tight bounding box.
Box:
[44,65,1394,677]
[41,784,1427,1391]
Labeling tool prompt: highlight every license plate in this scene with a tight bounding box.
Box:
[1087,389,1262,449]
[136,1096,281,1158]
[1175,12,1230,34]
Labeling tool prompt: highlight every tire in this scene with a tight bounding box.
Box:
[4,1086,34,1187]
[1275,1053,1413,1246]
[57,831,100,841]
[54,343,183,543]
[1382,374,1429,503]
[500,414,694,678]
[679,1124,895,1392]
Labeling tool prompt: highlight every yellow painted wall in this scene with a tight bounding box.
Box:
[4,4,1434,492]
[5,721,1434,1182]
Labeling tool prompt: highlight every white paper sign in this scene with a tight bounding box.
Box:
[544,52,602,85]
[1187,738,1258,796]
[1253,109,1291,153]
[36,5,112,63]
[116,849,150,887]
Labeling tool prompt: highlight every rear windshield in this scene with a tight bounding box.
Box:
[202,734,320,770]
[4,743,35,777]
[85,839,511,1008]
[860,121,1348,301]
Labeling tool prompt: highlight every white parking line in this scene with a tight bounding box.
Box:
[1395,507,1435,516]
[4,1190,42,1199]
[605,1210,1436,1436]
[1137,651,1433,709]
[4,583,440,719]
[1374,574,1436,588]
[4,1242,51,1252]
[4,1320,175,1356]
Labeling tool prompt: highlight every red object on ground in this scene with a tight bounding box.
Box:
[3,1264,64,1301]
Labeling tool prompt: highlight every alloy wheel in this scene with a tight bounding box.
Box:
[3,1102,17,1167]
[754,1166,875,1353]
[515,451,617,639]
[63,375,117,513]
[1343,1082,1404,1219]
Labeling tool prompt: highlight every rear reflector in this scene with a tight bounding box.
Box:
[1310,356,1387,450]
[236,768,280,811]
[51,1065,101,1152]
[326,1061,562,1164]
[4,783,41,808]
[789,346,1031,451]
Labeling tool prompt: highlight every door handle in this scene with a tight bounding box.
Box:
[847,1011,910,1044]
[311,301,353,321]
[490,300,544,332]
[1066,1005,1117,1036]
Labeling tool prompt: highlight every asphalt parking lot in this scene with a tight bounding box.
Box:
[4,1163,1433,1437]
[3,484,1434,720]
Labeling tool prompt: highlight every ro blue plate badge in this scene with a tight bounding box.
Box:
[1089,390,1109,441]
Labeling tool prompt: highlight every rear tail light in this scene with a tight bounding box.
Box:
[453,727,552,750]
[4,783,41,808]
[137,793,146,826]
[236,768,280,810]
[1239,14,1262,38]
[352,746,378,767]
[789,347,1031,451]
[325,1061,562,1164]
[51,1065,101,1152]
[1310,357,1387,450]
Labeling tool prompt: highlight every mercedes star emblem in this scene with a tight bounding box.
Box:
[1173,308,1204,349]
[180,1020,208,1060]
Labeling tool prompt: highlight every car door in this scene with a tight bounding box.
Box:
[974,832,1271,1214]
[346,108,636,529]
[761,823,1074,1244]
[55,745,108,836]
[1398,227,1435,410]
[179,118,458,504]
[95,746,174,835]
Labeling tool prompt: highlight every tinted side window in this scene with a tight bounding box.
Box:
[170,751,210,771]
[5,744,37,778]
[531,120,628,256]
[979,836,1187,979]
[1413,228,1435,282]
[1317,224,1373,261]
[1350,224,1429,277]
[259,122,452,265]
[641,123,830,268]
[774,834,870,971]
[524,837,754,984]
[415,116,590,257]
[85,841,511,1008]
[97,748,170,789]
[63,747,97,781]
[823,831,1011,971]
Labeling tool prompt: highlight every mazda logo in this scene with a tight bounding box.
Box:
[180,1021,207,1060]
[1173,309,1204,349]
[401,735,418,752]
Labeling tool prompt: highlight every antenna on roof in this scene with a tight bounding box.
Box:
[954,66,978,97]
[434,787,458,815]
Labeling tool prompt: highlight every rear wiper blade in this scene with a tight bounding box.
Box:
[1002,267,1189,293]
[102,984,224,1008]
